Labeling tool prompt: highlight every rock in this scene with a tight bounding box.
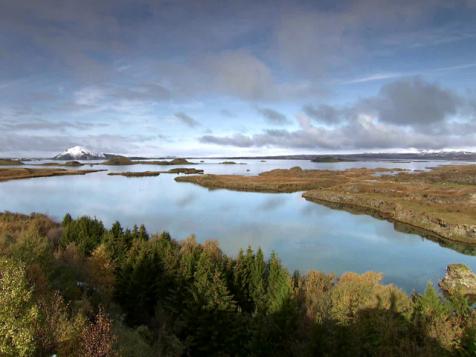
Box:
[439,264,476,297]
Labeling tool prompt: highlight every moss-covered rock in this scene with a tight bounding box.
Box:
[439,264,476,297]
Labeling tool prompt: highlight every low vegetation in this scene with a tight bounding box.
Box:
[102,157,134,165]
[108,171,161,177]
[0,158,23,165]
[162,168,204,175]
[311,156,356,163]
[102,157,195,166]
[38,161,84,167]
[176,165,476,244]
[1,212,476,356]
[0,168,103,182]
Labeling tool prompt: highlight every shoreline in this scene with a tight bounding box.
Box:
[0,167,104,182]
[176,165,476,245]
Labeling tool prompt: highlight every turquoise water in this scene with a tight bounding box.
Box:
[1,159,475,292]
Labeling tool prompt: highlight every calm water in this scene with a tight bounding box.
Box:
[2,159,476,292]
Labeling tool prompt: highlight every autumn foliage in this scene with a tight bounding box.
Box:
[0,212,475,356]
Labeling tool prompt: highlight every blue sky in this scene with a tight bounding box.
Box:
[1,0,476,157]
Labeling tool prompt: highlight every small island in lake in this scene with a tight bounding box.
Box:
[0,158,23,165]
[0,167,103,182]
[102,157,196,166]
[108,171,161,177]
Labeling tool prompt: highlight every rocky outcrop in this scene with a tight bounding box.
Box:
[439,264,476,297]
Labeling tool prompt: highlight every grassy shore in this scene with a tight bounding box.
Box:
[108,171,161,177]
[0,167,104,182]
[0,158,23,165]
[37,161,84,167]
[108,168,204,177]
[176,165,476,244]
[163,168,204,174]
[102,157,195,165]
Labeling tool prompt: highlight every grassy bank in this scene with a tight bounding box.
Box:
[0,168,104,182]
[176,165,476,244]
[108,171,161,177]
[0,158,23,165]
[102,157,195,166]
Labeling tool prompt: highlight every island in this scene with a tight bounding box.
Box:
[162,168,204,174]
[38,161,84,167]
[102,157,196,166]
[0,168,104,182]
[0,159,23,165]
[108,171,161,177]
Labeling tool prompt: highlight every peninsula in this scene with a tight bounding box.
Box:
[176,165,476,244]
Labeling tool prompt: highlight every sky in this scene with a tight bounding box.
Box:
[1,0,476,157]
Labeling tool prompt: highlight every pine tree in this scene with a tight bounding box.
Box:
[265,252,292,313]
[181,251,242,355]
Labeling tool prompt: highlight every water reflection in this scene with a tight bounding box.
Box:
[1,159,476,292]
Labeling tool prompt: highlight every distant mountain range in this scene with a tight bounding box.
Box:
[201,151,476,161]
[52,146,476,162]
[53,146,106,160]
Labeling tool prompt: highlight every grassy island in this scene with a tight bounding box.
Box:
[176,165,476,244]
[108,171,161,177]
[38,161,84,167]
[0,158,23,165]
[102,157,135,165]
[161,168,204,174]
[102,157,196,166]
[311,156,356,163]
[0,167,103,182]
[1,212,475,356]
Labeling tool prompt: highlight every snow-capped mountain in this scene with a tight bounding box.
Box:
[53,146,105,160]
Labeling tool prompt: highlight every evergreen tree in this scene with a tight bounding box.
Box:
[138,225,149,241]
[60,216,105,255]
[265,252,292,313]
[181,251,242,355]
[115,240,162,326]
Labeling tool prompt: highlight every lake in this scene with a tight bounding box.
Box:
[2,158,476,292]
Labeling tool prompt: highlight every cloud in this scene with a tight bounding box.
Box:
[362,77,460,126]
[0,119,105,132]
[220,109,235,118]
[303,104,347,124]
[1,1,476,155]
[202,77,476,151]
[200,133,254,147]
[199,50,291,101]
[200,115,475,151]
[0,133,159,157]
[257,108,290,125]
[342,72,403,84]
[175,112,201,128]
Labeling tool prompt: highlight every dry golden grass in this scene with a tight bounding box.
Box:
[102,157,195,166]
[107,171,161,177]
[37,161,84,167]
[164,168,204,174]
[0,159,23,165]
[0,168,103,182]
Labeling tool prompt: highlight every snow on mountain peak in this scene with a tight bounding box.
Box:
[54,146,105,160]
